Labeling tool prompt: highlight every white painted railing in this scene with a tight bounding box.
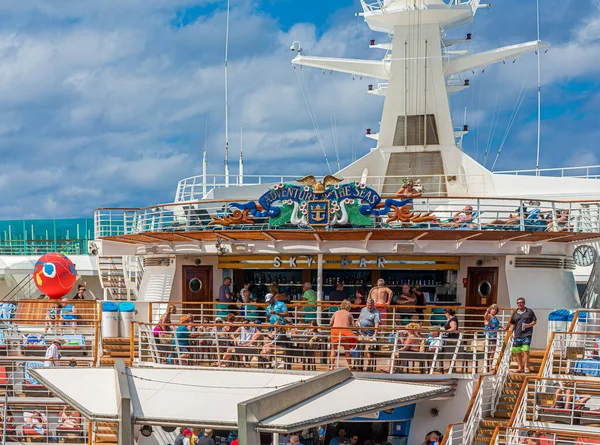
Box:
[442,332,514,445]
[174,173,486,202]
[539,332,599,379]
[496,164,600,179]
[94,196,600,238]
[495,428,600,445]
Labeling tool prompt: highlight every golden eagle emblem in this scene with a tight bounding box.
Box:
[297,175,343,194]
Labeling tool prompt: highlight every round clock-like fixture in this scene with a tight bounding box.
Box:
[573,245,598,267]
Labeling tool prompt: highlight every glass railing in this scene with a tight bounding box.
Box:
[0,218,94,256]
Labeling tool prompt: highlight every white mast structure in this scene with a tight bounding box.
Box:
[535,0,542,175]
[292,0,549,196]
[202,151,207,198]
[239,126,244,185]
[224,0,230,187]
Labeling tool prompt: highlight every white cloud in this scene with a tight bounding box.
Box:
[0,0,598,218]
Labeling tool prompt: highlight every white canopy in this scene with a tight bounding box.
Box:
[32,367,450,432]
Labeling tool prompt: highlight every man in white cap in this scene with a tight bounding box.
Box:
[368,278,393,322]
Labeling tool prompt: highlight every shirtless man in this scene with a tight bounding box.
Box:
[368,279,393,323]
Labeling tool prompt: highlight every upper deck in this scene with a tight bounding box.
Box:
[95,193,600,246]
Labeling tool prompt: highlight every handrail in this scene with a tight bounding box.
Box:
[440,423,455,445]
[496,164,600,177]
[493,317,515,374]
[96,195,600,212]
[508,377,529,426]
[148,301,513,310]
[135,320,500,334]
[501,426,600,440]
[129,321,135,363]
[537,331,555,378]
[568,309,600,332]
[462,374,485,422]
[2,274,35,301]
[93,321,100,367]
[489,426,502,445]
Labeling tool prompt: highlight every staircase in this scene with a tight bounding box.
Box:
[2,274,37,301]
[100,337,138,366]
[93,422,118,445]
[98,256,130,300]
[472,350,546,445]
[508,349,546,374]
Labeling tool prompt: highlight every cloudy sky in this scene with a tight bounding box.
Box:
[0,0,598,218]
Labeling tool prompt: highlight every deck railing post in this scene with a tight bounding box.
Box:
[519,200,525,231]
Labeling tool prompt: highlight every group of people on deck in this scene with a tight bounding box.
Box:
[152,277,545,373]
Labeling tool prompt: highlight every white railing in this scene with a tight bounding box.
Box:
[146,302,514,333]
[509,378,600,430]
[136,321,503,375]
[442,332,513,445]
[491,333,514,414]
[94,196,600,237]
[174,173,487,202]
[361,0,476,13]
[496,428,600,445]
[539,337,556,379]
[0,400,89,444]
[124,256,144,298]
[496,164,600,179]
[511,380,528,427]
[539,332,600,379]
[569,310,600,334]
[442,423,465,445]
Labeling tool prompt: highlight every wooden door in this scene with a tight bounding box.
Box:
[466,267,499,307]
[182,266,213,303]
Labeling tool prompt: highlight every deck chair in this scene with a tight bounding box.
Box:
[62,334,85,350]
[57,410,83,440]
[23,334,46,349]
[22,411,48,439]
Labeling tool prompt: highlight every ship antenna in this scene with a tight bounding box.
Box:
[535,0,542,175]
[239,126,244,185]
[203,114,208,198]
[224,0,230,187]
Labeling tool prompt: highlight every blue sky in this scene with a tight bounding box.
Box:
[0,0,598,218]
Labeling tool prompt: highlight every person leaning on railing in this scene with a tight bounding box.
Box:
[329,300,358,371]
[266,293,289,325]
[484,304,502,372]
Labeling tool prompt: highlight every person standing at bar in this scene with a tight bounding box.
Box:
[329,282,350,316]
[368,279,393,322]
[301,282,317,322]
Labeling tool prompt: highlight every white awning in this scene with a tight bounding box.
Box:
[32,367,450,432]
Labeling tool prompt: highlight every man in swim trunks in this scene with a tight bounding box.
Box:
[509,297,537,373]
[368,279,393,323]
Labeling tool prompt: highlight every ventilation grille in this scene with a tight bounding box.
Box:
[393,115,440,146]
[143,257,172,267]
[514,257,575,270]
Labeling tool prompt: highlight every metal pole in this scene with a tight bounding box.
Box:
[2,390,8,445]
[317,254,324,325]
[224,0,230,187]
[535,0,542,174]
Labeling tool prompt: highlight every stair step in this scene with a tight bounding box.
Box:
[103,337,136,344]
[480,418,506,427]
